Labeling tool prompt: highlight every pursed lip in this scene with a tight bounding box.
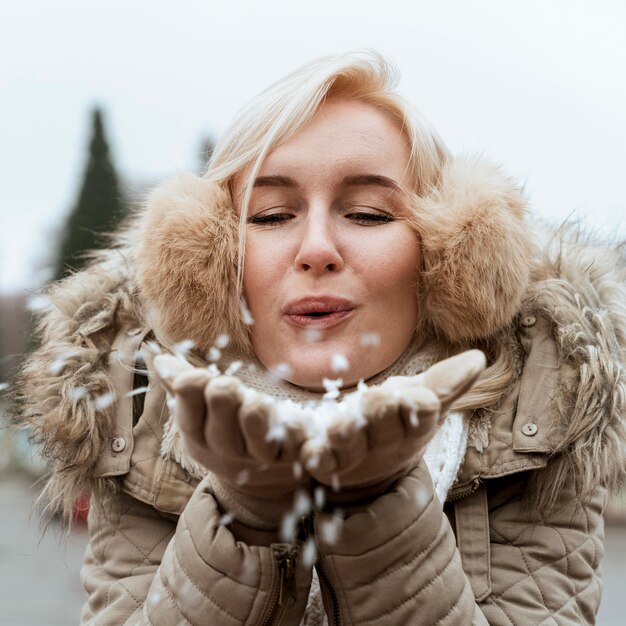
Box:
[283,296,356,329]
[283,296,355,315]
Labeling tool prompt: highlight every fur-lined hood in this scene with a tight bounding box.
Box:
[10,156,626,519]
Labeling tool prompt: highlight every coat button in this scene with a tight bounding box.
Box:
[521,423,538,436]
[521,315,537,327]
[111,437,126,452]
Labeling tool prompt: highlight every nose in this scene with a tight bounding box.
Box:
[294,210,344,274]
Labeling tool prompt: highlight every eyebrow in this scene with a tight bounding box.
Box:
[253,174,404,193]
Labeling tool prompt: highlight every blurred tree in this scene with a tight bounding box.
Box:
[54,107,125,280]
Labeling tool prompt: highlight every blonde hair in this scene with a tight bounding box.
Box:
[204,49,450,289]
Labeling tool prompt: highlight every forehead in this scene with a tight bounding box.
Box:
[233,98,412,200]
[261,98,410,175]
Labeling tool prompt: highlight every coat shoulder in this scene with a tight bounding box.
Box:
[453,224,626,503]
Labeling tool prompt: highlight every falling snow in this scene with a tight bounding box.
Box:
[415,484,430,507]
[240,299,254,325]
[26,294,50,312]
[218,512,234,526]
[148,591,161,607]
[125,386,150,398]
[94,392,116,410]
[237,469,251,485]
[314,486,325,509]
[294,490,312,516]
[292,461,303,479]
[322,377,343,400]
[215,334,230,349]
[68,386,88,401]
[49,349,81,375]
[145,340,162,355]
[360,332,381,347]
[270,362,293,379]
[224,361,242,376]
[302,537,317,567]
[173,339,195,356]
[331,353,349,373]
[207,347,221,362]
[319,515,342,544]
[281,511,298,542]
[303,328,323,343]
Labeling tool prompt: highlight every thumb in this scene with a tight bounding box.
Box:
[419,349,486,413]
[153,354,195,395]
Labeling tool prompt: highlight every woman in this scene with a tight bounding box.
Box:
[14,51,625,624]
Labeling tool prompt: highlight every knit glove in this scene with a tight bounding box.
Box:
[300,350,486,501]
[154,355,308,534]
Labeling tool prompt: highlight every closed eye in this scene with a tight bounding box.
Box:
[347,211,394,225]
[247,212,294,226]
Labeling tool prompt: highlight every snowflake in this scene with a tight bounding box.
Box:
[281,512,298,542]
[68,386,88,401]
[240,298,254,325]
[49,349,81,375]
[215,334,230,349]
[319,515,343,544]
[360,332,381,347]
[271,362,293,379]
[415,484,430,507]
[173,339,194,356]
[26,294,50,312]
[322,377,343,400]
[218,512,234,526]
[303,537,317,567]
[224,361,243,376]
[303,328,323,343]
[207,347,221,362]
[94,392,116,410]
[331,353,349,372]
[125,386,150,398]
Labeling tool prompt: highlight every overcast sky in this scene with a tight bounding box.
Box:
[1,0,625,293]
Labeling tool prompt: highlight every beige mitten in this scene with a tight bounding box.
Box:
[154,355,308,532]
[300,350,486,499]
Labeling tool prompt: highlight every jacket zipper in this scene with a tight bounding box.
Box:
[316,560,341,626]
[447,478,481,502]
[260,544,299,626]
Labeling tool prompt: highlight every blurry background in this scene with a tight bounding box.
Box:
[0,0,624,624]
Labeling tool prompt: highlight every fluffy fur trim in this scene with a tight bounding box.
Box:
[135,174,248,354]
[415,156,535,342]
[524,226,626,507]
[10,231,144,523]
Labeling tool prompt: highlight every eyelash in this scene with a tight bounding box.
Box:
[248,210,394,227]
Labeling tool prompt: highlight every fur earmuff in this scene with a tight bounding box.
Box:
[415,156,536,342]
[136,174,248,354]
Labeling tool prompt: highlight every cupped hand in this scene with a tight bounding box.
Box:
[154,355,308,499]
[300,350,486,492]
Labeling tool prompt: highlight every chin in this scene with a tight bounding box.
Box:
[284,369,358,391]
[284,358,377,391]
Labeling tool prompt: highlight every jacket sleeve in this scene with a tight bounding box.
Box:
[80,476,312,625]
[313,460,606,625]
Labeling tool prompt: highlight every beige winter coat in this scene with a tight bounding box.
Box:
[13,163,625,624]
[72,307,610,625]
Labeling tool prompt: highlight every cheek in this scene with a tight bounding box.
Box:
[242,235,288,313]
[361,228,420,302]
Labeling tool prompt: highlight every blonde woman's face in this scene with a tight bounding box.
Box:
[235,98,420,389]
